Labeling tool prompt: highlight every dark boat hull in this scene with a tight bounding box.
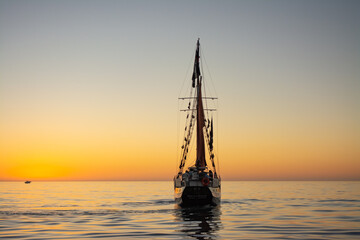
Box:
[175,186,221,206]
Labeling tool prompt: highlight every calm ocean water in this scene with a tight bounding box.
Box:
[0,181,359,239]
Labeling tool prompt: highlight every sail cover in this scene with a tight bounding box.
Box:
[196,80,206,168]
[209,118,213,152]
[192,40,201,88]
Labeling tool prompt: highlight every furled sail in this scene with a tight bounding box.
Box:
[196,80,206,167]
[192,40,201,88]
[195,40,206,168]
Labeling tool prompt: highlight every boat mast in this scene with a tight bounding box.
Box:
[194,39,206,168]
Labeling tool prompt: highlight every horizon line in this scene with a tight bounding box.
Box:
[1,179,359,182]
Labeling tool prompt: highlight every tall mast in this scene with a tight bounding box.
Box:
[194,39,206,168]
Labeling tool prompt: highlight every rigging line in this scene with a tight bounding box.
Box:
[215,104,221,176]
[179,97,217,99]
[185,91,197,167]
[199,44,220,174]
[179,90,197,173]
[179,112,187,164]
[178,100,192,172]
[200,45,216,128]
[179,41,206,172]
[178,84,194,166]
[178,51,194,99]
[201,82,213,169]
[180,42,200,99]
[181,114,194,169]
[176,99,180,174]
[180,109,216,111]
[201,48,218,98]
[202,75,210,120]
[199,45,209,118]
[184,132,196,170]
[203,121,213,169]
[182,82,198,169]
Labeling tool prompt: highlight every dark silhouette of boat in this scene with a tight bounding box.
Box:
[174,39,221,206]
[25,181,31,184]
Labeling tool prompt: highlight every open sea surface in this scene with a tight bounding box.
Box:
[0,181,359,239]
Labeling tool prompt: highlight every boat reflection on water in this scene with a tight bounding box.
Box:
[174,206,222,240]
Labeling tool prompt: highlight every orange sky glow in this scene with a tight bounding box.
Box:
[1,1,359,181]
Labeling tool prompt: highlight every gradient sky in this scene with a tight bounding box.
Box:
[0,0,359,181]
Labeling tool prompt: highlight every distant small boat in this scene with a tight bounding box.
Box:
[25,181,31,184]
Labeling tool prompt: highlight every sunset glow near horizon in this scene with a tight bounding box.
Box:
[1,0,359,181]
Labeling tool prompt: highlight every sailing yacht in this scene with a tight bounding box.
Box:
[174,39,221,206]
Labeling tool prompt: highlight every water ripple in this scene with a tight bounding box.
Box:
[1,181,359,239]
